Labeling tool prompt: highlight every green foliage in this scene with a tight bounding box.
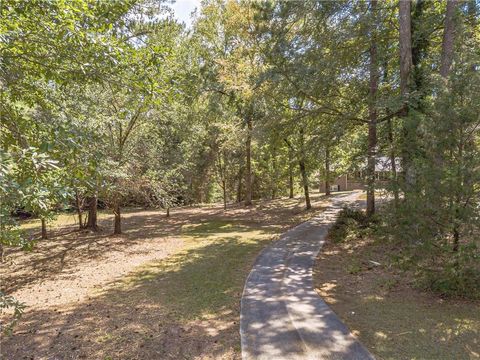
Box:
[417,243,480,299]
[0,291,26,336]
[1,0,479,322]
[328,207,372,243]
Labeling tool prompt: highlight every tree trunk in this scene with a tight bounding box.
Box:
[382,57,400,207]
[236,167,243,203]
[467,1,477,72]
[453,217,460,252]
[75,190,83,230]
[440,0,459,78]
[387,119,399,205]
[86,195,98,231]
[288,147,294,198]
[399,0,414,191]
[367,0,379,217]
[399,0,412,107]
[299,160,311,210]
[166,207,170,218]
[299,128,311,210]
[325,146,331,196]
[41,218,47,239]
[271,147,277,200]
[244,118,253,206]
[113,204,121,235]
[222,179,227,210]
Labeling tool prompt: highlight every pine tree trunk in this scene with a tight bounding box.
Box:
[113,204,121,235]
[467,1,477,72]
[399,0,414,191]
[367,0,379,217]
[166,207,170,218]
[440,0,459,78]
[399,0,412,106]
[325,146,331,196]
[245,118,253,206]
[41,218,47,239]
[387,119,399,205]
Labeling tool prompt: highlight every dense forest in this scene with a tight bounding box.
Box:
[1,0,479,335]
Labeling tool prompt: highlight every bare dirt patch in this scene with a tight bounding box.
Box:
[1,193,329,359]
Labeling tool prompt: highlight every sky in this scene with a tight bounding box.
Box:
[171,0,202,28]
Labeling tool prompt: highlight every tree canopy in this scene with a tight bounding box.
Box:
[1,0,479,308]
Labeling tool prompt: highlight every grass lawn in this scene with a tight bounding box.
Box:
[2,193,328,359]
[314,224,480,360]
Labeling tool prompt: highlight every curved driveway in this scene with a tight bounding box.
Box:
[240,191,374,360]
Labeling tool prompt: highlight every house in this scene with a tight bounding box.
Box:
[319,156,400,193]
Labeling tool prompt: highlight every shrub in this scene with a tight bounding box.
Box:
[418,243,480,299]
[0,292,25,335]
[329,207,374,243]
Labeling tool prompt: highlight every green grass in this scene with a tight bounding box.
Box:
[18,211,111,230]
[315,209,480,360]
[117,219,276,320]
[345,295,480,360]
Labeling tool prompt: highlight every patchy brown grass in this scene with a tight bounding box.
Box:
[314,229,480,360]
[1,193,329,360]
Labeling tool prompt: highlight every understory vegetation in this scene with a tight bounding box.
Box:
[330,207,480,299]
[1,0,479,356]
[316,208,480,359]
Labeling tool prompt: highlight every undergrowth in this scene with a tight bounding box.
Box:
[329,206,480,300]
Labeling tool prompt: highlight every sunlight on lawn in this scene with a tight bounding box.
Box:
[18,211,111,230]
[118,220,276,320]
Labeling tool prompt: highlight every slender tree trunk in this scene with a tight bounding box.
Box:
[440,0,459,78]
[399,0,412,106]
[86,195,98,230]
[237,167,243,203]
[366,123,377,216]
[41,218,47,239]
[244,118,253,206]
[467,1,477,72]
[367,0,379,217]
[113,204,121,235]
[166,207,170,218]
[222,179,227,210]
[387,119,399,205]
[299,128,311,210]
[75,190,83,230]
[452,226,460,252]
[382,57,400,207]
[325,146,331,196]
[299,160,311,210]
[271,147,277,200]
[399,0,414,191]
[288,147,294,198]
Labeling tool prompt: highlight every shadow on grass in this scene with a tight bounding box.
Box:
[2,221,276,359]
[3,192,362,359]
[314,221,480,360]
[3,191,332,297]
